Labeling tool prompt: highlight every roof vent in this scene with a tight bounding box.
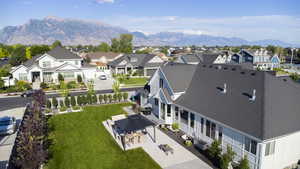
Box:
[203,65,206,67]
[249,89,256,101]
[222,83,227,94]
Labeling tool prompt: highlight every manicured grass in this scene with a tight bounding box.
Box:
[121,77,148,87]
[46,103,161,169]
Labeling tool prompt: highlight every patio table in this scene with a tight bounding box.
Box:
[159,144,174,155]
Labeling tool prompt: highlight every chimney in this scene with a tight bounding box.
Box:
[250,89,256,101]
[222,83,227,94]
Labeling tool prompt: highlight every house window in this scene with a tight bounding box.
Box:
[167,104,171,117]
[206,120,211,137]
[245,137,258,155]
[62,72,75,79]
[190,113,195,128]
[175,106,179,120]
[265,141,275,156]
[19,73,27,81]
[180,110,188,125]
[159,78,164,88]
[42,61,51,68]
[211,123,216,139]
[201,118,204,133]
[161,103,165,120]
[154,98,159,106]
[218,127,223,143]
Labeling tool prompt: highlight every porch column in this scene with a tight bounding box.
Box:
[40,71,43,82]
[121,135,126,151]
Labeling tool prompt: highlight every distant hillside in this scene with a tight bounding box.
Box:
[0,16,296,47]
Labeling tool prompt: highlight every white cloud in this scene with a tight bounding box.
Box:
[102,15,300,44]
[95,0,114,4]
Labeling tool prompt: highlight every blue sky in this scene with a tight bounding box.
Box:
[1,0,300,43]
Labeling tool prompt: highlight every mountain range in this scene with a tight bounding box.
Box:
[0,16,296,47]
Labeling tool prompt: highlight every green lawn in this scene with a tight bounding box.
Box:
[46,103,161,169]
[121,77,148,87]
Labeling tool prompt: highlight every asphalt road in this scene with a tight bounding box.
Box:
[0,87,142,111]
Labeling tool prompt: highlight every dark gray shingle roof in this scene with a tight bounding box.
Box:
[175,64,300,140]
[161,62,197,93]
[108,54,163,68]
[47,46,81,60]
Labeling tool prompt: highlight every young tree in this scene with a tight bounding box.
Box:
[30,45,50,56]
[122,92,128,101]
[103,94,108,103]
[52,97,58,108]
[77,75,83,83]
[87,93,92,104]
[46,100,52,109]
[108,94,112,103]
[25,47,32,59]
[59,100,64,108]
[220,145,236,169]
[64,97,70,107]
[236,156,250,169]
[59,81,69,97]
[111,38,120,52]
[0,79,4,89]
[207,140,222,161]
[113,93,117,102]
[119,34,133,54]
[58,73,64,82]
[9,46,27,66]
[92,94,98,104]
[112,81,120,94]
[0,48,10,58]
[117,93,122,102]
[77,95,82,106]
[71,95,76,107]
[99,95,103,104]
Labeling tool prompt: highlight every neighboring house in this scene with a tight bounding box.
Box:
[143,63,300,169]
[85,52,122,68]
[107,54,165,77]
[231,49,280,70]
[10,46,97,84]
[176,53,228,65]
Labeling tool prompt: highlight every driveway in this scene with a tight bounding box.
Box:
[94,76,115,91]
[0,107,26,169]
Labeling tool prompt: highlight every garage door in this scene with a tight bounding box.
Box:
[145,68,157,77]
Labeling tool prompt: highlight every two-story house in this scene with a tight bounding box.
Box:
[176,52,230,65]
[143,63,300,169]
[10,46,97,84]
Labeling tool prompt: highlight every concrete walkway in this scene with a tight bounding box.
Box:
[103,119,212,169]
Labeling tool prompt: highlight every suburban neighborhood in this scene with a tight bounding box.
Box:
[0,1,300,169]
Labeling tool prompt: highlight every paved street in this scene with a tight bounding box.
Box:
[0,87,142,111]
[94,76,115,91]
[0,107,26,169]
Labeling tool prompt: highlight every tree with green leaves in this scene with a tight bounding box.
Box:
[220,145,236,169]
[113,93,117,102]
[117,93,122,102]
[77,75,83,83]
[71,96,76,107]
[59,81,69,97]
[207,140,222,161]
[58,73,64,82]
[0,48,10,58]
[122,92,128,101]
[0,79,4,89]
[290,73,300,82]
[103,94,108,103]
[96,42,111,52]
[119,34,133,53]
[112,81,120,94]
[77,95,82,106]
[92,94,98,104]
[99,95,103,104]
[87,80,95,95]
[0,65,11,77]
[64,97,70,107]
[236,156,250,169]
[25,47,31,59]
[30,45,50,56]
[9,46,27,66]
[46,100,52,109]
[108,94,112,103]
[59,100,64,108]
[111,38,120,52]
[52,97,58,108]
[161,47,168,55]
[52,40,62,48]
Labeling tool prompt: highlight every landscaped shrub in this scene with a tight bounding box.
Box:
[117,93,122,102]
[72,105,80,110]
[122,92,128,101]
[71,96,76,107]
[67,81,77,89]
[207,140,222,161]
[77,75,83,83]
[108,94,112,103]
[58,73,64,82]
[52,97,58,108]
[59,100,64,108]
[92,94,97,104]
[60,106,67,112]
[64,97,70,107]
[236,156,250,169]
[77,95,82,106]
[172,123,179,130]
[46,100,52,109]
[99,95,103,104]
[40,82,48,89]
[184,140,192,147]
[113,94,117,102]
[103,94,108,103]
[87,93,92,104]
[220,145,236,169]
[16,80,32,92]
[82,95,87,105]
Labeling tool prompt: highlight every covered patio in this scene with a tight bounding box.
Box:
[113,114,157,150]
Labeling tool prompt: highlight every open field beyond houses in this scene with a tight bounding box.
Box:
[46,103,161,169]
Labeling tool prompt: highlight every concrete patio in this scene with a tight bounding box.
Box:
[103,119,212,169]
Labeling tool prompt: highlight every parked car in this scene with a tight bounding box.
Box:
[0,116,16,135]
[99,75,107,80]
[20,90,36,97]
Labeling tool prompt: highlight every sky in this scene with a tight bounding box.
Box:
[0,0,300,44]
